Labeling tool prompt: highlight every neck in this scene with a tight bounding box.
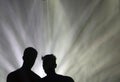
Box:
[21,64,31,71]
[47,69,56,76]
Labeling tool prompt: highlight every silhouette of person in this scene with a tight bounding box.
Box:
[7,47,41,82]
[41,54,74,82]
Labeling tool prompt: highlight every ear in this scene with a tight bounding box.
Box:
[23,56,25,61]
[54,63,57,68]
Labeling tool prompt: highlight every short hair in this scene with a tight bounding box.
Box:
[42,54,57,69]
[42,54,56,61]
[23,47,38,59]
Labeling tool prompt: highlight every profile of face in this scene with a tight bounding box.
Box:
[42,54,57,75]
[23,47,37,69]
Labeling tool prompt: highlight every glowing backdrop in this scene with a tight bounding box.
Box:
[0,0,120,82]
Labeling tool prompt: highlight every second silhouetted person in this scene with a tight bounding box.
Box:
[41,54,74,82]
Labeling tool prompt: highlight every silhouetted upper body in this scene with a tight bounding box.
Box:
[41,54,74,82]
[7,67,40,82]
[42,72,74,82]
[7,47,41,82]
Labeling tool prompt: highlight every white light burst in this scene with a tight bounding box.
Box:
[0,0,120,82]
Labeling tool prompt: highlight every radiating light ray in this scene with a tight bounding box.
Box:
[0,0,120,82]
[1,27,22,71]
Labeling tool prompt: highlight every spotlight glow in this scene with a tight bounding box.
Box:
[0,0,120,82]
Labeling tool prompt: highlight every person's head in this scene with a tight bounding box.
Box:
[23,47,38,69]
[42,54,57,75]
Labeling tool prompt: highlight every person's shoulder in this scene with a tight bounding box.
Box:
[41,75,48,79]
[57,74,74,82]
[66,76,74,82]
[7,69,19,82]
[31,71,41,78]
[41,76,48,82]
[7,70,17,77]
[7,69,21,78]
